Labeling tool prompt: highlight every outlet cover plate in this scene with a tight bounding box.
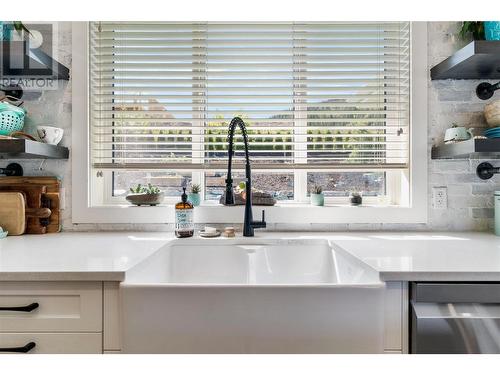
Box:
[432,186,447,210]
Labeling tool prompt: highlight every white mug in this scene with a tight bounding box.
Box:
[37,126,64,145]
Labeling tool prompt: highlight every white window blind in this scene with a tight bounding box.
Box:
[90,22,410,170]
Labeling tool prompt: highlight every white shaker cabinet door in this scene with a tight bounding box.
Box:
[0,281,102,332]
[0,333,102,354]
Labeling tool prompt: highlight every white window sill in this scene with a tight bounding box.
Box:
[100,202,398,209]
[73,202,426,225]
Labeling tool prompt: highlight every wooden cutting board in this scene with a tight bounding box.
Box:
[0,185,48,234]
[0,192,26,235]
[0,177,61,233]
[0,176,60,193]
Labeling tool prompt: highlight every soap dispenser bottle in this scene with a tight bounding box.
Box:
[175,187,194,238]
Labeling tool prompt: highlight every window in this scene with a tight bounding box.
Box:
[73,22,427,223]
[89,21,410,206]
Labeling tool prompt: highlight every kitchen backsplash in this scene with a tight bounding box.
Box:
[6,22,499,231]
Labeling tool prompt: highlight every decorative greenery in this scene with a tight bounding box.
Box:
[311,185,323,194]
[129,183,161,195]
[459,22,485,40]
[190,183,201,194]
[12,22,31,36]
[351,191,362,198]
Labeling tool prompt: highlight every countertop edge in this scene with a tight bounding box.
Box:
[379,271,500,282]
[0,271,126,282]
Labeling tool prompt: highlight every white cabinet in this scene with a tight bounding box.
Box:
[383,281,409,354]
[0,333,102,354]
[0,282,102,332]
[0,282,103,354]
[2,280,409,354]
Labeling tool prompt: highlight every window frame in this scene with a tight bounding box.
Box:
[72,21,427,224]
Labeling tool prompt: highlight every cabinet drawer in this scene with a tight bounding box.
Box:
[0,333,102,354]
[0,282,102,332]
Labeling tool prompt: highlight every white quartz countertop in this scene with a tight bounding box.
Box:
[0,232,173,281]
[1,231,500,282]
[328,232,500,281]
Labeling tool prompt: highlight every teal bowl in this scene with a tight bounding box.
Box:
[310,193,324,206]
[188,193,201,206]
[485,21,500,40]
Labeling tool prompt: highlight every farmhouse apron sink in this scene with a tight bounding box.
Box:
[120,238,384,353]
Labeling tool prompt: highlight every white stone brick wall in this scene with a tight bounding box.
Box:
[5,22,500,232]
[427,22,498,232]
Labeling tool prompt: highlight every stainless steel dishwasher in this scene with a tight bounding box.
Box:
[410,283,500,354]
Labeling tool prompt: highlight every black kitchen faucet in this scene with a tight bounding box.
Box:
[224,117,266,237]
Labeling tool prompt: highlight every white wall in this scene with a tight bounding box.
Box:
[6,22,499,231]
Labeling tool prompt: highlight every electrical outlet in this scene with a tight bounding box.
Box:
[432,187,447,209]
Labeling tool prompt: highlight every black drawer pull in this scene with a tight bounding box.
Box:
[0,342,36,353]
[0,303,39,312]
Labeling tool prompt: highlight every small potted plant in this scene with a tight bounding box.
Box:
[126,183,164,206]
[188,183,201,206]
[459,22,485,40]
[350,191,362,206]
[310,185,324,206]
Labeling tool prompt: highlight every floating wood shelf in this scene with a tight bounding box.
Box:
[0,139,69,159]
[430,41,500,80]
[431,138,500,159]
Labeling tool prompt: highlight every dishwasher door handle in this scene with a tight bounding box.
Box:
[411,282,500,303]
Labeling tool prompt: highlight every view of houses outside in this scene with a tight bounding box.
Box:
[110,97,387,200]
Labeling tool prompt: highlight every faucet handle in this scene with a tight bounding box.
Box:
[261,210,265,223]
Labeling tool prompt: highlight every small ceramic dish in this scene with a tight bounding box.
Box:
[0,231,8,239]
[126,192,164,206]
[199,230,221,238]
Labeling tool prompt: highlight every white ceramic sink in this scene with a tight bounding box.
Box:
[120,238,384,353]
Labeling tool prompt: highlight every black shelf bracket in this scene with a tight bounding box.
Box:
[476,81,500,100]
[477,162,500,180]
[0,163,23,176]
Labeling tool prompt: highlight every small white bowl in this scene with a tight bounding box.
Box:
[36,125,64,145]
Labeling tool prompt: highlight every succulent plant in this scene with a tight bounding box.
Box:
[310,185,323,194]
[191,183,201,194]
[459,21,485,40]
[129,183,161,195]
